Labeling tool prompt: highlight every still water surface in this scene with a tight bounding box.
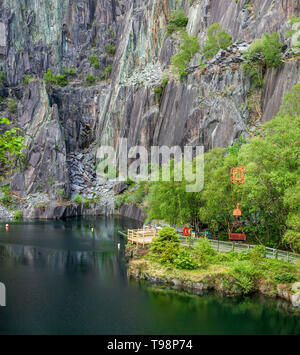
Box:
[0,217,299,335]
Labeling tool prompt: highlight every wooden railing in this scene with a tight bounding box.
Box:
[127,229,158,247]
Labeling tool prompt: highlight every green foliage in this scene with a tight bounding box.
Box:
[85,73,96,86]
[167,10,188,34]
[154,77,169,102]
[203,23,232,59]
[194,237,217,257]
[229,261,262,295]
[89,54,100,69]
[249,245,266,263]
[56,188,66,201]
[14,210,22,221]
[23,75,34,85]
[62,67,77,76]
[44,68,68,87]
[125,177,136,187]
[242,32,283,87]
[72,195,82,204]
[151,227,180,263]
[0,184,12,207]
[106,44,116,55]
[274,272,296,284]
[101,64,113,79]
[171,32,200,81]
[0,71,6,86]
[0,117,25,165]
[225,136,247,156]
[174,249,198,270]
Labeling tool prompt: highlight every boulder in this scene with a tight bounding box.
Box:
[291,292,300,308]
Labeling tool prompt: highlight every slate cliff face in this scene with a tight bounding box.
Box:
[0,0,299,217]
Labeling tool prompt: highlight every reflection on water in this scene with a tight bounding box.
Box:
[0,216,299,335]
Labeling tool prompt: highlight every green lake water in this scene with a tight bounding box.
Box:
[0,216,299,335]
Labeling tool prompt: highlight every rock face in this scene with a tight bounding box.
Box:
[0,0,300,220]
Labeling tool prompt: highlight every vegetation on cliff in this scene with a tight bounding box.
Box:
[203,23,232,59]
[0,117,25,166]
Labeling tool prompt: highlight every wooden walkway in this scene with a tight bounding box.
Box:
[126,229,158,247]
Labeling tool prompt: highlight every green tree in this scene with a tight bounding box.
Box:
[203,23,232,59]
[0,117,25,165]
[171,32,200,81]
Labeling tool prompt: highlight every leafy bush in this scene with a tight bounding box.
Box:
[171,32,200,81]
[151,227,180,263]
[44,68,68,87]
[56,188,66,201]
[85,73,96,86]
[229,261,261,294]
[101,64,112,79]
[14,210,22,221]
[167,10,188,34]
[0,117,25,164]
[174,249,198,270]
[249,245,266,263]
[63,67,77,75]
[274,272,297,284]
[194,237,217,257]
[203,23,232,59]
[0,71,6,86]
[106,44,116,55]
[72,195,82,204]
[89,54,99,69]
[242,32,283,87]
[23,75,34,85]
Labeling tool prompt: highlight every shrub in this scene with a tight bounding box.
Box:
[229,261,261,294]
[154,77,168,102]
[101,64,112,79]
[14,210,22,221]
[249,245,266,263]
[171,32,200,81]
[106,44,116,55]
[274,272,297,284]
[194,237,217,257]
[203,23,232,59]
[151,227,180,263]
[167,10,188,34]
[0,71,6,86]
[23,75,34,85]
[242,32,283,87]
[72,195,82,204]
[89,54,99,69]
[63,67,77,75]
[85,73,96,86]
[56,188,66,201]
[174,249,198,270]
[44,68,68,87]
